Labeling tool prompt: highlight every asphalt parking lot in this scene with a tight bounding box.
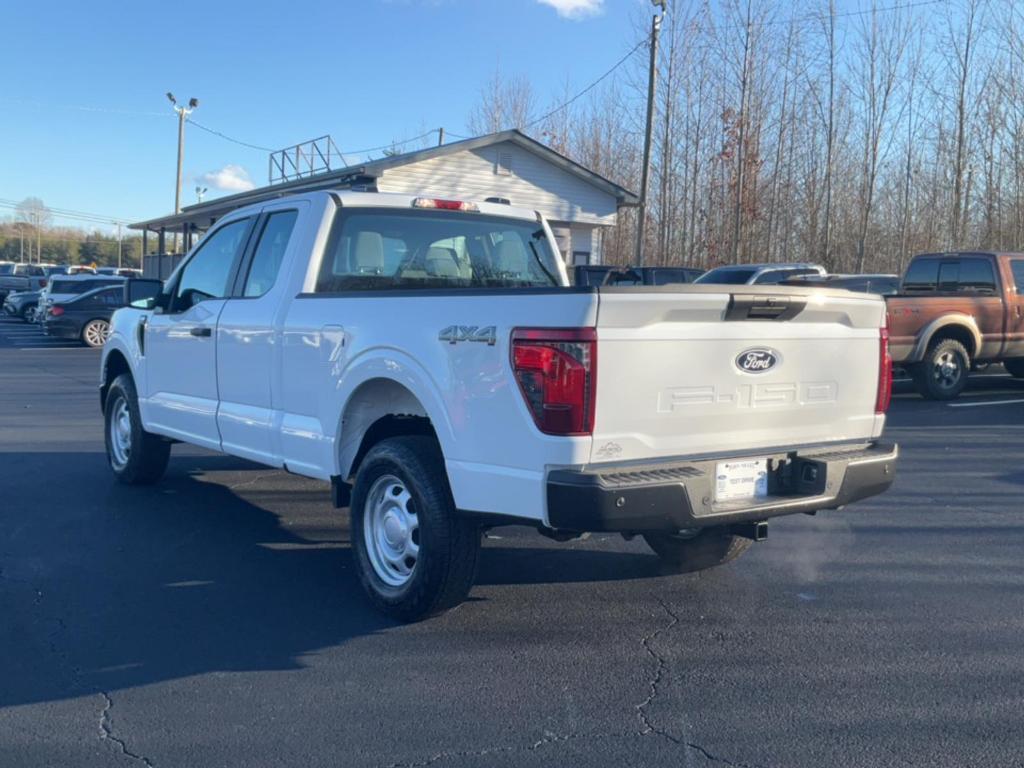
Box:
[1,344,1022,768]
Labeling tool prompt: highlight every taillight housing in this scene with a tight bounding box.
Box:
[876,325,892,414]
[511,328,597,436]
[49,306,64,317]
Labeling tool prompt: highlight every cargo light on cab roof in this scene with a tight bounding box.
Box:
[411,197,480,212]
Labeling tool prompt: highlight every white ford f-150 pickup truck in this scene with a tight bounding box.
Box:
[101,191,897,620]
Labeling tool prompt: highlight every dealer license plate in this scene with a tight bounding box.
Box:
[714,459,768,502]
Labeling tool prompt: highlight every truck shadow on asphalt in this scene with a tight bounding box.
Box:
[0,452,660,709]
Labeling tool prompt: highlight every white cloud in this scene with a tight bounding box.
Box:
[537,0,603,19]
[198,164,255,192]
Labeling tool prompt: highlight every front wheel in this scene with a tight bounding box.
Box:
[82,319,111,348]
[643,528,752,574]
[910,338,970,400]
[22,305,37,323]
[104,374,171,485]
[1003,358,1024,379]
[350,436,480,622]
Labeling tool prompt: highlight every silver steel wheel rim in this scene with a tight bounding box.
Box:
[109,397,132,469]
[85,321,110,347]
[363,474,419,588]
[25,307,36,322]
[933,351,960,389]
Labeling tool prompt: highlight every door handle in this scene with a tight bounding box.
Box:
[189,326,212,338]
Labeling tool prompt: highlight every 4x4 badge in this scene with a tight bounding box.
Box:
[438,325,497,346]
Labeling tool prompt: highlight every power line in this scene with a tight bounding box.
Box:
[0,99,170,117]
[186,118,275,152]
[524,37,648,129]
[339,130,441,156]
[719,0,948,29]
[0,199,130,225]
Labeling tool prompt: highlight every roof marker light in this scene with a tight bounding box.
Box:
[412,197,479,212]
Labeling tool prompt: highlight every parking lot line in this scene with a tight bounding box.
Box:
[948,398,1024,408]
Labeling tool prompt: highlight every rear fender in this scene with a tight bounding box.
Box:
[910,314,981,362]
[332,351,456,479]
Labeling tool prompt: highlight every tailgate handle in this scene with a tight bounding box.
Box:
[725,295,805,321]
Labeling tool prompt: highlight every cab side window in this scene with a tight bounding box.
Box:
[1010,259,1024,293]
[172,218,251,312]
[242,211,298,298]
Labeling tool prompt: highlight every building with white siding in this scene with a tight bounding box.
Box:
[132,129,637,268]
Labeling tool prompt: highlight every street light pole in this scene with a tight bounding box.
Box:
[634,1,666,268]
[167,93,199,215]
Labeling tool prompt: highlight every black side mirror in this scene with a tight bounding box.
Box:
[125,279,164,309]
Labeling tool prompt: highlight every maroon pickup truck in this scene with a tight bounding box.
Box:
[886,251,1024,399]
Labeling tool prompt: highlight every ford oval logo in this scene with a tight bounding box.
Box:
[736,348,780,374]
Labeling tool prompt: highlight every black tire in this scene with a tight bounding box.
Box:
[643,528,752,574]
[1003,358,1024,379]
[350,435,480,622]
[104,374,171,485]
[910,338,970,400]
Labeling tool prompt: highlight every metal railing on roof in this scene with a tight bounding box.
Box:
[268,136,343,185]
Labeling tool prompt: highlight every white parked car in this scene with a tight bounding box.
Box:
[100,191,897,620]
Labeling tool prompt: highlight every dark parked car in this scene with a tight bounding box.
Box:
[574,265,704,286]
[2,289,43,322]
[42,284,126,347]
[784,273,900,295]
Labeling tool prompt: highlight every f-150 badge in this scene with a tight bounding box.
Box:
[735,348,780,373]
[438,325,497,346]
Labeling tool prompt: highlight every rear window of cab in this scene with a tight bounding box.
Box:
[314,208,562,292]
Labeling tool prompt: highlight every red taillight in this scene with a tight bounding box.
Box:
[38,278,47,288]
[511,328,596,436]
[876,325,892,414]
[50,306,64,317]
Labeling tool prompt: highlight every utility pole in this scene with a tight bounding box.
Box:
[438,127,445,146]
[167,92,199,215]
[635,1,666,267]
[116,222,123,269]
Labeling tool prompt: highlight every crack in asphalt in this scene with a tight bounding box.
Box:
[384,731,579,768]
[633,599,765,768]
[98,692,155,767]
[635,597,680,736]
[381,596,764,768]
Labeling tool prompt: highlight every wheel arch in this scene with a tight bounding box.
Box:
[337,377,448,481]
[100,346,132,411]
[911,315,980,361]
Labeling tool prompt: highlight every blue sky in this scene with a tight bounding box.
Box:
[0,0,646,228]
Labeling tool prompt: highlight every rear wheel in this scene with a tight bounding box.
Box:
[82,319,111,348]
[350,436,480,622]
[910,338,970,400]
[104,374,171,485]
[643,527,752,574]
[1003,358,1024,379]
[22,305,37,323]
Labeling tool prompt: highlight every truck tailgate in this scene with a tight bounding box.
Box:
[591,288,885,464]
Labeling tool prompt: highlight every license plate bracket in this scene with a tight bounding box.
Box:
[714,459,769,503]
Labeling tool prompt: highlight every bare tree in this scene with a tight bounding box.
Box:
[468,68,536,135]
[853,1,909,272]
